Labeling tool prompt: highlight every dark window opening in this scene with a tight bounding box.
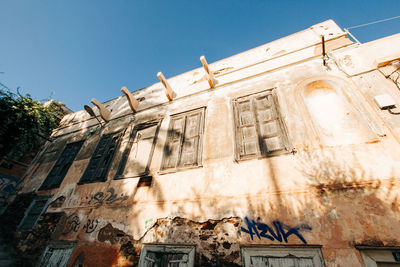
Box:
[78,131,123,184]
[39,141,84,190]
[17,195,51,232]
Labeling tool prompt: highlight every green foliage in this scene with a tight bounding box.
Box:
[0,89,64,161]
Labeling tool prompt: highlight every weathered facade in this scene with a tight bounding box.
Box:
[3,20,400,266]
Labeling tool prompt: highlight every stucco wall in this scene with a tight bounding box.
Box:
[10,20,400,266]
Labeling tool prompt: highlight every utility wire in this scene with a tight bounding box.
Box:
[346,15,400,30]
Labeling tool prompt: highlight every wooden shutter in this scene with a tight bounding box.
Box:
[234,91,290,160]
[161,108,204,171]
[235,99,260,160]
[254,94,286,154]
[250,256,315,267]
[40,141,84,190]
[179,110,202,167]
[38,247,74,267]
[80,131,123,184]
[162,115,185,170]
[242,247,324,267]
[144,252,188,267]
[18,196,50,231]
[116,123,159,178]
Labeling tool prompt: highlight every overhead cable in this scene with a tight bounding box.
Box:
[346,15,400,30]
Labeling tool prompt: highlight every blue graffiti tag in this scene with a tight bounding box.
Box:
[241,217,312,244]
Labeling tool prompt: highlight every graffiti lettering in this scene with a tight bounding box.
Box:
[63,215,100,235]
[88,188,128,206]
[83,219,99,234]
[62,214,81,234]
[241,217,312,244]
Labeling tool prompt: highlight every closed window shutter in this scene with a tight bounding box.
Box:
[80,131,122,184]
[161,108,205,171]
[235,99,260,159]
[40,247,74,267]
[116,123,159,178]
[144,251,158,266]
[144,252,188,267]
[95,133,120,180]
[167,253,189,267]
[180,111,202,167]
[38,246,74,267]
[234,91,290,160]
[254,95,286,154]
[250,256,315,267]
[40,141,84,190]
[18,196,50,231]
[163,116,185,170]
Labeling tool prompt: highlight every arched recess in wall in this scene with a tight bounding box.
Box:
[295,76,380,147]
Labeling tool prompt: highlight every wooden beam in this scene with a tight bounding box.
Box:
[121,86,139,113]
[84,105,103,125]
[200,55,215,88]
[91,98,111,122]
[157,72,173,101]
[321,35,327,66]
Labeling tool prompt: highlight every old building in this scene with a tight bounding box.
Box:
[0,99,72,216]
[2,20,400,266]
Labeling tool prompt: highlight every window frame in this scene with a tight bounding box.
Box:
[39,140,84,190]
[232,89,292,161]
[138,244,195,267]
[160,107,206,174]
[241,246,325,267]
[114,120,162,180]
[78,130,125,185]
[36,241,75,267]
[357,247,400,267]
[17,195,52,232]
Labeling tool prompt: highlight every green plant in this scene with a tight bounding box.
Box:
[0,89,64,161]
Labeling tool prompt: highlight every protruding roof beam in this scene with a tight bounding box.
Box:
[200,55,215,88]
[157,72,173,101]
[91,98,111,122]
[121,86,139,113]
[84,104,103,125]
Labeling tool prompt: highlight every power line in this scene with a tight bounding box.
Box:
[346,15,400,30]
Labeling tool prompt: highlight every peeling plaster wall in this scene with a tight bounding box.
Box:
[7,21,400,266]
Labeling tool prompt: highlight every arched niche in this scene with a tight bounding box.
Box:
[296,77,378,147]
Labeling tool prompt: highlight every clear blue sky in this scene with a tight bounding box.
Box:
[0,1,399,111]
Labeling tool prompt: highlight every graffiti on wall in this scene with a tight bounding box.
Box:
[79,188,129,206]
[241,217,312,244]
[83,219,99,234]
[62,214,99,235]
[63,214,81,234]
